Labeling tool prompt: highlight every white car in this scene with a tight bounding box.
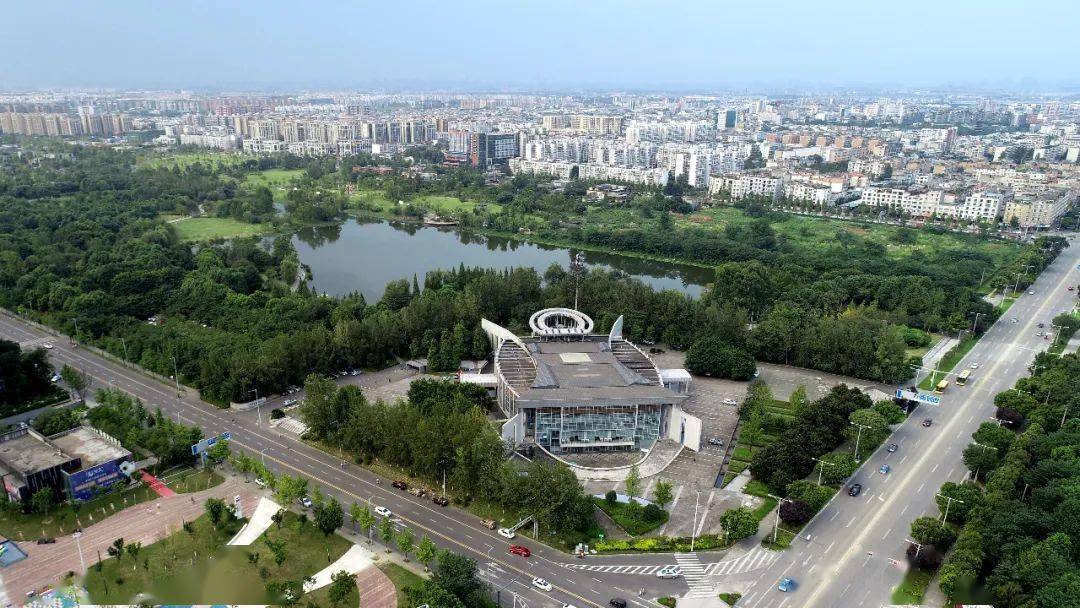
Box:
[254,477,268,488]
[970,362,979,369]
[656,566,682,579]
[42,343,53,350]
[374,506,392,518]
[722,398,738,406]
[561,604,578,608]
[298,496,313,509]
[532,577,552,592]
[1028,290,1035,295]
[497,527,516,539]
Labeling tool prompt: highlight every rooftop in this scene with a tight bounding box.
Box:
[0,429,75,476]
[50,427,131,468]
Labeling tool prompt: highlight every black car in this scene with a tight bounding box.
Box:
[609,599,628,608]
[392,480,408,490]
[922,418,933,427]
[848,483,862,497]
[432,495,450,506]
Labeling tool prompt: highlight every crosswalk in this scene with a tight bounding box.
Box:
[561,546,780,582]
[276,416,309,435]
[674,553,713,598]
[705,545,779,576]
[564,563,665,575]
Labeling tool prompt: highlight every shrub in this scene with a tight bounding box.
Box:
[779,499,812,525]
[786,481,835,512]
[270,408,286,420]
[605,490,617,505]
[643,503,665,523]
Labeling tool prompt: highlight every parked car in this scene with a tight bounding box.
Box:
[1038,322,1046,328]
[722,398,738,406]
[409,487,428,498]
[255,477,268,488]
[656,566,682,579]
[532,577,552,592]
[609,599,627,608]
[432,495,450,507]
[298,496,313,509]
[922,418,933,427]
[374,506,392,518]
[42,343,53,350]
[887,443,898,453]
[1028,290,1036,295]
[50,374,61,383]
[481,519,497,530]
[778,577,795,592]
[350,369,361,376]
[498,527,516,539]
[848,483,863,497]
[391,480,408,490]
[707,437,724,447]
[36,537,56,544]
[283,399,297,407]
[509,545,531,557]
[879,464,890,475]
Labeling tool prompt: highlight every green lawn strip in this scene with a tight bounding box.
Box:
[85,510,350,605]
[137,152,248,171]
[760,526,797,550]
[594,532,732,553]
[919,334,979,390]
[890,566,934,605]
[658,596,676,608]
[171,217,273,242]
[751,497,779,523]
[377,562,426,607]
[742,480,771,498]
[997,295,1017,313]
[1047,312,1080,355]
[0,466,222,540]
[592,498,668,536]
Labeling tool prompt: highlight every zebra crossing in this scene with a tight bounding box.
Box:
[704,545,779,576]
[560,545,780,581]
[674,553,714,598]
[563,563,665,575]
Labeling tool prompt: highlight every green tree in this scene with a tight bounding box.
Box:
[652,479,674,510]
[206,438,231,466]
[416,536,437,571]
[789,385,810,417]
[272,508,285,530]
[126,541,142,562]
[349,502,363,533]
[32,407,81,435]
[315,497,344,536]
[357,506,376,542]
[872,400,906,425]
[327,570,356,607]
[935,482,981,525]
[397,528,415,561]
[60,364,91,401]
[379,517,395,551]
[431,551,482,606]
[909,516,957,548]
[30,488,54,515]
[847,408,890,456]
[204,497,228,526]
[719,507,759,540]
[624,464,641,502]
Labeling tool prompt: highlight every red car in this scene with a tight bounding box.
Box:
[509,545,531,558]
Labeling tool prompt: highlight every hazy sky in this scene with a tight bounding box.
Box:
[3,0,1077,91]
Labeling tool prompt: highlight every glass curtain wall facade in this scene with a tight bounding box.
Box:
[532,404,664,453]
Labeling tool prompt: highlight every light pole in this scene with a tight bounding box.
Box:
[936,492,965,527]
[766,494,793,544]
[969,311,985,334]
[968,441,997,481]
[73,529,86,574]
[811,457,837,486]
[120,337,130,365]
[248,388,261,425]
[171,356,181,399]
[850,421,872,462]
[1061,404,1070,427]
[905,538,925,561]
[690,487,701,552]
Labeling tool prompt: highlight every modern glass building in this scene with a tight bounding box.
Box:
[483,309,688,454]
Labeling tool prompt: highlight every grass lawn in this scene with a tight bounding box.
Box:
[0,467,222,540]
[85,510,351,605]
[593,498,668,536]
[171,217,273,242]
[718,592,742,605]
[243,169,305,200]
[138,151,249,171]
[350,190,503,215]
[658,596,676,608]
[378,562,426,607]
[890,566,934,604]
[919,334,978,390]
[998,295,1017,313]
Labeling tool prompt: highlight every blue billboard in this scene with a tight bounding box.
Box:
[67,459,126,501]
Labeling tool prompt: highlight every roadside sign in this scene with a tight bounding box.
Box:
[190,431,232,456]
[895,389,941,406]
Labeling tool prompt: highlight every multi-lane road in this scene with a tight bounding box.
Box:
[735,235,1080,608]
[1,235,1075,608]
[0,310,691,608]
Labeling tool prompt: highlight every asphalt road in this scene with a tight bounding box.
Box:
[0,312,694,608]
[735,235,1080,608]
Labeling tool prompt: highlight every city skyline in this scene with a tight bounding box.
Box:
[2,0,1079,92]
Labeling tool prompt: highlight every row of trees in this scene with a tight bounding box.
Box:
[298,377,595,537]
[930,352,1080,606]
[87,388,203,467]
[0,339,54,410]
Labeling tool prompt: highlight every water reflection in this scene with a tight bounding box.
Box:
[293,219,712,301]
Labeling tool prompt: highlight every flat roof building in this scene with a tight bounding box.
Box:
[0,425,132,503]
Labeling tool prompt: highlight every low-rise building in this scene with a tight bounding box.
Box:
[0,425,132,503]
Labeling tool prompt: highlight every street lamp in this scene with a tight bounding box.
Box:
[810,457,838,486]
[690,487,701,552]
[766,494,793,544]
[850,421,872,462]
[248,388,261,425]
[905,537,926,561]
[969,311,985,334]
[73,529,87,574]
[936,492,965,527]
[968,441,997,481]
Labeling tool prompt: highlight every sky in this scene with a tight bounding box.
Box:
[2,0,1078,92]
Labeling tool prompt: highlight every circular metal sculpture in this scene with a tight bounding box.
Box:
[529,307,594,337]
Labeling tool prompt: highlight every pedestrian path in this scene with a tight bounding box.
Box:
[674,553,714,598]
[275,416,309,435]
[140,470,176,497]
[228,496,282,545]
[703,545,779,576]
[564,562,667,575]
[303,544,374,592]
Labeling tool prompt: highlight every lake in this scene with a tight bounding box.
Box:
[292,219,712,302]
